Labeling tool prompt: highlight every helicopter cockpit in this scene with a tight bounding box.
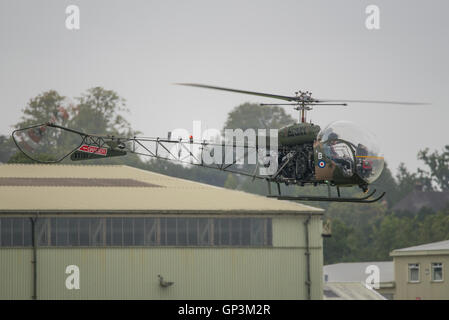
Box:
[317,120,384,183]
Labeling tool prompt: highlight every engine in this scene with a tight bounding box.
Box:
[277,143,315,184]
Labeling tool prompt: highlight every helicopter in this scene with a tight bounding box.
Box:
[11,83,428,203]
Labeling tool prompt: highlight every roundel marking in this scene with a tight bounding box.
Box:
[318,160,326,168]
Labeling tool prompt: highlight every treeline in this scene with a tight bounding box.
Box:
[323,203,449,263]
[1,88,448,265]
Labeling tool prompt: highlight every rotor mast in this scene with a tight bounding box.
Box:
[294,91,313,124]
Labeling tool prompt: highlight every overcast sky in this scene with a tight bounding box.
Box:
[0,0,448,175]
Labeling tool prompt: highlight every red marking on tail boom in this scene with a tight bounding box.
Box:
[78,144,108,156]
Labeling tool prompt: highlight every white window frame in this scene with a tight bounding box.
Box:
[431,262,443,282]
[408,263,420,283]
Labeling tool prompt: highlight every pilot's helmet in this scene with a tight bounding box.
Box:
[327,132,339,142]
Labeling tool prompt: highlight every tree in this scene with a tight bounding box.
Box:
[417,145,449,191]
[7,87,142,165]
[0,135,16,163]
[15,87,135,137]
[372,163,396,203]
[371,215,413,260]
[417,209,449,243]
[70,87,135,136]
[7,152,57,164]
[15,90,67,129]
[324,219,360,264]
[223,103,295,132]
[395,145,449,197]
[395,163,423,200]
[1,90,69,163]
[143,159,228,187]
[326,201,387,232]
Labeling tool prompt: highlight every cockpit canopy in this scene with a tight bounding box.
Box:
[317,120,384,183]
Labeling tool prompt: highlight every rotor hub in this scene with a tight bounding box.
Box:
[294,91,314,122]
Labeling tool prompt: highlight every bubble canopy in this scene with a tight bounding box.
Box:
[317,120,384,184]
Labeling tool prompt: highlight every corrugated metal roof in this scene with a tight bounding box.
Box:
[323,282,386,300]
[392,239,449,253]
[324,261,394,283]
[0,164,323,214]
[0,177,160,187]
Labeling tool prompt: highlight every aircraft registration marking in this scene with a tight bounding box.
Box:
[78,144,108,156]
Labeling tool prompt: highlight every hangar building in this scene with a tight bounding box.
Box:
[0,164,324,300]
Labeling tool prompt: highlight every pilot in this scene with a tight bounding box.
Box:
[356,143,372,177]
[324,132,340,158]
[356,143,368,157]
[324,132,353,176]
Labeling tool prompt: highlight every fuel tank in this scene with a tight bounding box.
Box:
[278,123,320,146]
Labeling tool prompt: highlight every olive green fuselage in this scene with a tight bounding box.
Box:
[274,122,366,188]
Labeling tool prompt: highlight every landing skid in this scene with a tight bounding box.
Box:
[267,188,386,203]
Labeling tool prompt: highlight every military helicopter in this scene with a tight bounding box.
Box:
[11,84,428,203]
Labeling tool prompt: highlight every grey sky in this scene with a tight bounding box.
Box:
[0,0,448,175]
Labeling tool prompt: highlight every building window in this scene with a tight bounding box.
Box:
[431,263,443,282]
[0,217,272,247]
[0,218,32,247]
[37,218,51,246]
[408,263,420,283]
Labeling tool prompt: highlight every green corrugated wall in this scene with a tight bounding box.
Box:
[0,215,323,300]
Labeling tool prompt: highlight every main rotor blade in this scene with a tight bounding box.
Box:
[176,83,301,102]
[176,83,430,106]
[260,103,347,106]
[318,99,430,105]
